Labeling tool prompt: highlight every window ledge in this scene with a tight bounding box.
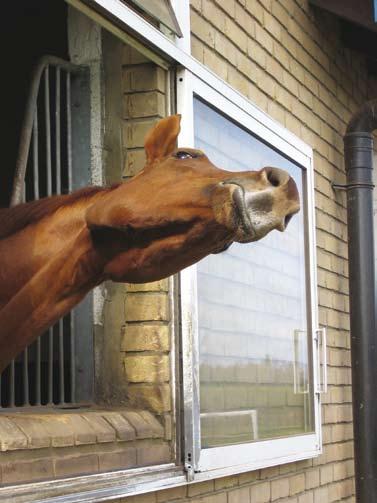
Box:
[0,408,171,486]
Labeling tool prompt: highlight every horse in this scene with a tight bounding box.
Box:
[0,115,300,372]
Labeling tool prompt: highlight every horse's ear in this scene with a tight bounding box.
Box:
[144,115,181,165]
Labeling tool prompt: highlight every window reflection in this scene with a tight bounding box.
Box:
[194,98,314,448]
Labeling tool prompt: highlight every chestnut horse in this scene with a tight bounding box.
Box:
[0,115,300,371]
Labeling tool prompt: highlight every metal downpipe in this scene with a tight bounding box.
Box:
[343,99,377,502]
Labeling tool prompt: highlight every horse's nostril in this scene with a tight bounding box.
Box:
[266,168,282,187]
[284,213,293,228]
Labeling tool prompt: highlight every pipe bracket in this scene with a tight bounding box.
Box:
[332,182,375,191]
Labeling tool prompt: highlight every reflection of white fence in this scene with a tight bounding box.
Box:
[293,329,309,395]
[201,409,258,440]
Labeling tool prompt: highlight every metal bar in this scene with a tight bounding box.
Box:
[23,347,29,406]
[45,67,52,196]
[48,327,54,404]
[70,312,76,403]
[33,112,39,200]
[0,373,2,408]
[9,360,15,407]
[67,72,72,192]
[33,108,42,407]
[36,338,41,406]
[56,67,61,194]
[10,56,82,206]
[59,319,65,404]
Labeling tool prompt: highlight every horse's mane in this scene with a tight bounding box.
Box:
[0,185,116,240]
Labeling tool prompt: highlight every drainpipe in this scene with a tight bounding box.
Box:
[341,99,377,502]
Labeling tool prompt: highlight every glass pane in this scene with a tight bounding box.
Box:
[194,98,314,449]
[122,0,182,37]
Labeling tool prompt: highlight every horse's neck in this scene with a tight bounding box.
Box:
[0,191,105,309]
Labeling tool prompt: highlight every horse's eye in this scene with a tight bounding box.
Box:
[175,151,193,160]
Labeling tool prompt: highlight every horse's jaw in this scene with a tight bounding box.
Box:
[101,218,233,284]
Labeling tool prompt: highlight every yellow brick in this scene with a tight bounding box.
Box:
[192,35,204,62]
[122,65,165,93]
[123,149,146,177]
[156,486,186,502]
[238,470,259,485]
[187,480,214,497]
[235,3,255,35]
[263,11,281,40]
[247,38,267,69]
[271,1,290,28]
[225,17,247,51]
[123,92,165,119]
[191,0,202,11]
[289,473,305,495]
[214,0,235,16]
[236,51,257,78]
[244,0,263,23]
[128,384,171,412]
[214,32,237,62]
[125,293,169,322]
[249,482,270,502]
[305,468,320,490]
[203,46,228,81]
[271,478,289,500]
[248,84,269,111]
[228,487,250,503]
[256,71,275,99]
[228,66,250,98]
[191,9,216,47]
[122,45,149,65]
[266,55,284,82]
[121,324,170,352]
[320,464,334,485]
[124,354,170,383]
[126,280,169,292]
[123,119,158,149]
[298,492,315,503]
[202,0,226,31]
[214,475,238,490]
[255,23,274,54]
[285,114,301,137]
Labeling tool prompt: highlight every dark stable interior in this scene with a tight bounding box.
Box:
[0,0,68,207]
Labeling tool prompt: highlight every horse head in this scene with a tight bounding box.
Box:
[86,115,300,283]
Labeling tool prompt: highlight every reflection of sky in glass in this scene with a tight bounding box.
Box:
[195,98,307,361]
[194,98,313,445]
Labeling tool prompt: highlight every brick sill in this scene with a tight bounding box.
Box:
[0,408,165,451]
[0,408,172,486]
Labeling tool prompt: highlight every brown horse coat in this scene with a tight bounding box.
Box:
[0,115,300,371]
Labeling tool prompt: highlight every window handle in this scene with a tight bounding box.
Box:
[316,328,328,394]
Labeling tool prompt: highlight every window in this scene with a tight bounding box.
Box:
[2,0,327,498]
[1,58,93,409]
[121,0,183,37]
[179,74,324,478]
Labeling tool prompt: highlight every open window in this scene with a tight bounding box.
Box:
[179,73,324,479]
[121,0,183,37]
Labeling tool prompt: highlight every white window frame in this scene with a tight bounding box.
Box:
[177,71,323,480]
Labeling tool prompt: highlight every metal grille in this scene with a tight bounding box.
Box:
[1,57,93,408]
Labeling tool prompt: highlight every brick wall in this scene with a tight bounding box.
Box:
[116,0,377,502]
[121,46,174,440]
